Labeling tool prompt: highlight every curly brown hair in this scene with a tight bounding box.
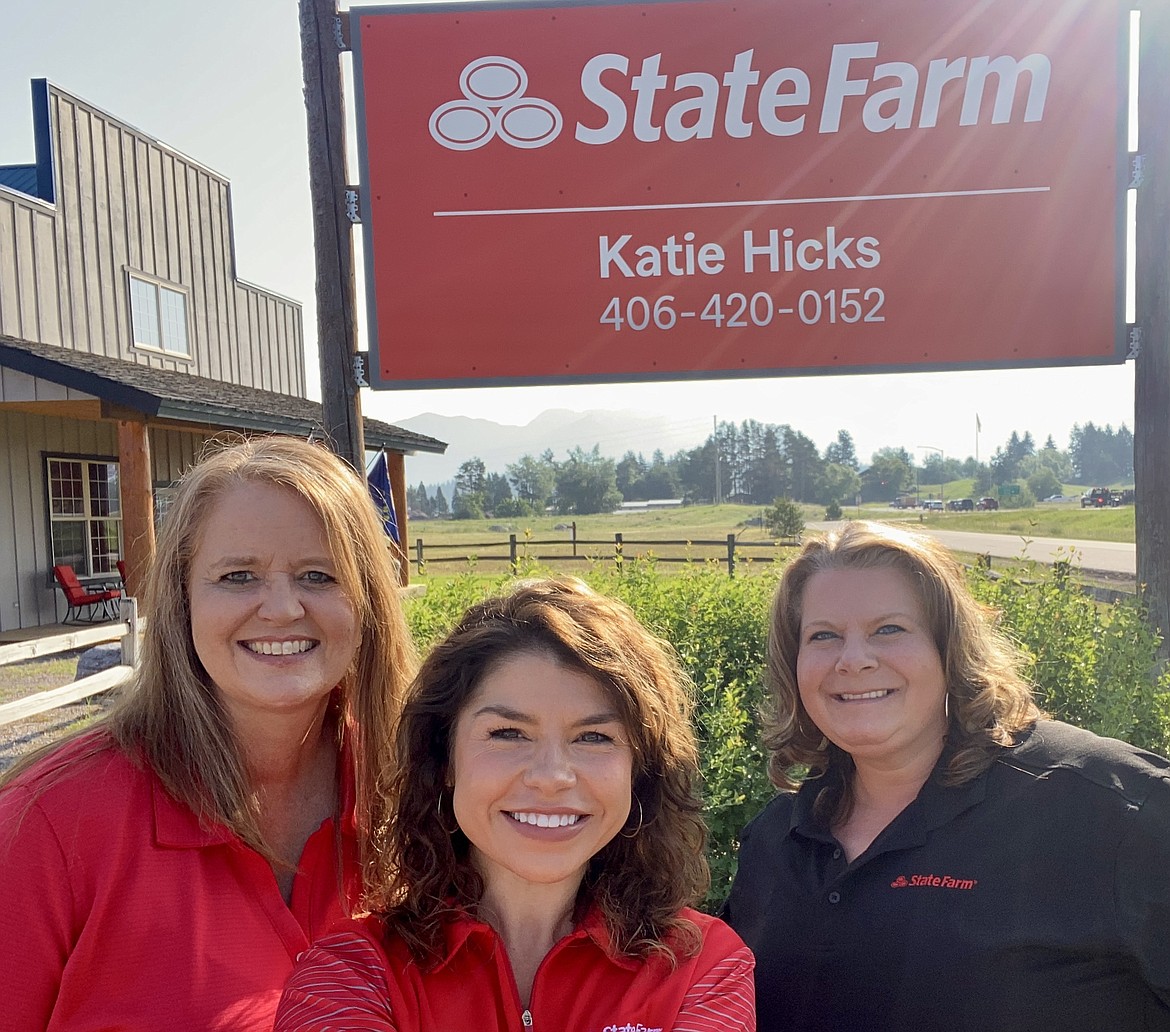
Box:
[763,521,1042,821]
[366,578,708,964]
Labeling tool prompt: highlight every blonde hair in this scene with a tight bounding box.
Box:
[763,521,1041,817]
[369,578,707,964]
[4,435,415,877]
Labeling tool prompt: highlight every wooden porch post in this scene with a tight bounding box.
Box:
[388,450,409,586]
[117,419,155,600]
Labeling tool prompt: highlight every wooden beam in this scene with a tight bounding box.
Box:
[117,419,156,599]
[388,450,409,586]
[0,399,104,419]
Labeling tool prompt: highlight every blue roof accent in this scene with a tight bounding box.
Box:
[0,82,55,203]
[0,164,38,197]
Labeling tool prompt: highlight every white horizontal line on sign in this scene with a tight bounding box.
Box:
[434,185,1050,218]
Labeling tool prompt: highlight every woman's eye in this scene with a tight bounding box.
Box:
[577,730,613,744]
[488,727,525,741]
[875,624,906,636]
[806,630,838,643]
[302,570,335,585]
[221,570,254,584]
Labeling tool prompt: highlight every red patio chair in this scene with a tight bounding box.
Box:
[52,564,122,623]
[116,559,128,591]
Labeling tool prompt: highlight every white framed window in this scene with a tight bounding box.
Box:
[45,456,123,577]
[128,271,191,357]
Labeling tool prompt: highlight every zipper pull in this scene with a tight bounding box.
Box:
[521,1010,534,1028]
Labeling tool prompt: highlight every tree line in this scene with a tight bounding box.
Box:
[406,419,1135,518]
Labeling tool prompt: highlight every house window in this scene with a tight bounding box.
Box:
[129,272,190,357]
[46,457,123,577]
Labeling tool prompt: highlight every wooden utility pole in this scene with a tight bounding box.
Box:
[1135,2,1170,661]
[299,0,365,471]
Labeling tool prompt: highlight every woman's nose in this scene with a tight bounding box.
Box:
[522,742,576,791]
[835,633,878,673]
[257,575,305,621]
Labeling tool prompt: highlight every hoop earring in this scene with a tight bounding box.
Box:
[620,794,644,838]
[944,693,951,723]
[435,788,459,835]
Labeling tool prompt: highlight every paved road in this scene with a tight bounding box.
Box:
[916,529,1134,575]
[809,523,1135,576]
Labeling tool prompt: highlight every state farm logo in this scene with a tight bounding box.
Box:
[427,43,1051,153]
[890,873,978,890]
[429,56,563,150]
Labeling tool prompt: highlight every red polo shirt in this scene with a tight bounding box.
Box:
[275,906,755,1032]
[0,732,358,1031]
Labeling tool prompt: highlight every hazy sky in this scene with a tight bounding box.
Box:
[1,0,1137,465]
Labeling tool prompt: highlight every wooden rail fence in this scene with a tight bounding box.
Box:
[413,527,801,577]
[0,598,141,727]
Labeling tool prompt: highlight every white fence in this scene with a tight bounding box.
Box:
[0,599,140,727]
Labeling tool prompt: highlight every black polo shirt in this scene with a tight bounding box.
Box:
[724,720,1170,1031]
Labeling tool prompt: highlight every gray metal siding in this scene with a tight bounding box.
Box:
[0,410,215,632]
[0,83,305,397]
[0,412,120,631]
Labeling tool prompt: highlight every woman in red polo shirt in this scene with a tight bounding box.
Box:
[275,578,755,1032]
[0,436,415,1031]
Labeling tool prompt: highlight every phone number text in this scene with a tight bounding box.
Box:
[600,289,885,331]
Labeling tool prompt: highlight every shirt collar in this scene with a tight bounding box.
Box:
[788,744,989,852]
[434,903,641,972]
[151,774,236,848]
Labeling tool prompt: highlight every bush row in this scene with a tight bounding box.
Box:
[404,558,1170,908]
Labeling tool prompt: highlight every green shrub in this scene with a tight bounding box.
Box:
[584,559,778,904]
[404,557,1170,912]
[969,560,1170,756]
[765,496,804,539]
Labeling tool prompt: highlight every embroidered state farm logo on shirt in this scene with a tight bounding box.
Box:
[890,874,978,890]
[602,1024,664,1032]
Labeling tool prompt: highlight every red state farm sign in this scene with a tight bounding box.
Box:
[350,0,1128,389]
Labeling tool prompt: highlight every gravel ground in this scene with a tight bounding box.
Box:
[0,649,109,773]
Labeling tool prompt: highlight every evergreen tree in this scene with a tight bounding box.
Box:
[824,429,859,470]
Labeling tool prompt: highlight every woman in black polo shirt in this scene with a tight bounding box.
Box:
[724,520,1170,1031]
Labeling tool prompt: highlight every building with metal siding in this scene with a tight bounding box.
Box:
[0,80,444,632]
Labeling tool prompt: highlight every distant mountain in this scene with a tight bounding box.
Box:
[397,409,710,485]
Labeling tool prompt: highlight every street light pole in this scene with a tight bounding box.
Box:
[918,445,944,506]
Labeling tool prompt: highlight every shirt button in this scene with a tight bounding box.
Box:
[828,891,841,904]
[832,847,842,860]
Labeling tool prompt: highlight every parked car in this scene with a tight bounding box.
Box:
[947,498,975,511]
[976,497,999,511]
[922,499,944,511]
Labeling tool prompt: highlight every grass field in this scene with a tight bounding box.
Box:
[403,500,1135,580]
[881,503,1135,542]
[408,500,1134,544]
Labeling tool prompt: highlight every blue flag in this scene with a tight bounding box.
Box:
[367,450,400,544]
